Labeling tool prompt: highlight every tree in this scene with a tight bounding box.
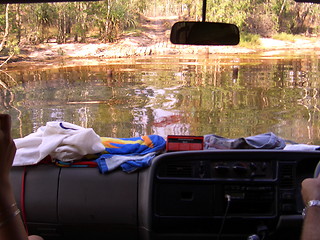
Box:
[0,4,9,53]
[90,0,140,43]
[1,0,320,49]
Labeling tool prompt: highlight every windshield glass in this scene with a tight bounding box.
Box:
[1,0,320,145]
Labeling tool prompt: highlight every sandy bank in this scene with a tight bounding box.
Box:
[3,15,320,69]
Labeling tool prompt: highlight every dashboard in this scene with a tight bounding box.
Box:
[10,150,320,240]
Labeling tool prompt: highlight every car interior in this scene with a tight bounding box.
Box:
[9,150,320,240]
[4,0,320,239]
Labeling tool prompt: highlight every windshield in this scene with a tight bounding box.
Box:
[1,0,320,145]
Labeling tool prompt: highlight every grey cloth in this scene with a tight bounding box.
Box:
[204,132,286,150]
[284,144,320,151]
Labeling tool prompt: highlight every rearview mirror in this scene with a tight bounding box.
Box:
[170,21,240,46]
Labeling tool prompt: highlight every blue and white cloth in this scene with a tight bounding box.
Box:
[96,135,166,173]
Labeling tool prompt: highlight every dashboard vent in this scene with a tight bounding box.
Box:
[279,163,295,189]
[164,163,194,178]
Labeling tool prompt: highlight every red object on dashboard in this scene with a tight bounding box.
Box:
[166,135,204,152]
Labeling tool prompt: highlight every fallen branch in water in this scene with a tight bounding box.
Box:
[0,52,14,68]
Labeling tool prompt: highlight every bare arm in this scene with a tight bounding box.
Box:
[0,114,28,240]
[301,176,320,240]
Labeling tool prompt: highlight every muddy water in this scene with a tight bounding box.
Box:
[2,54,320,144]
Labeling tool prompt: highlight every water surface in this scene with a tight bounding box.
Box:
[2,54,320,145]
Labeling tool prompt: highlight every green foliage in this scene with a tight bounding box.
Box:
[206,0,251,28]
[0,0,319,49]
[0,5,6,32]
[7,40,20,55]
[186,0,320,37]
[34,3,57,26]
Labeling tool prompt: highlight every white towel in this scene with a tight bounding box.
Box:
[13,122,105,166]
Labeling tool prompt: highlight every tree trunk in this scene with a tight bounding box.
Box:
[15,4,21,44]
[0,4,10,52]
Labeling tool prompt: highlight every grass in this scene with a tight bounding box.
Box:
[272,32,318,43]
[238,33,261,48]
[123,28,143,37]
[238,32,318,49]
[272,32,297,42]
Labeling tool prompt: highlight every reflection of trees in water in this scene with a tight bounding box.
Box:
[3,57,320,143]
[157,57,320,142]
[0,70,24,137]
[0,70,17,109]
[0,88,12,109]
[209,58,320,142]
[274,58,320,143]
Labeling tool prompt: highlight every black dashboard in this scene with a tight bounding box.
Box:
[10,150,320,240]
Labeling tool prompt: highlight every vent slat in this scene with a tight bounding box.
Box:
[279,164,295,188]
[165,164,193,177]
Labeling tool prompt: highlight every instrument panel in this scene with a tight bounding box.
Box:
[140,150,320,240]
[158,159,275,179]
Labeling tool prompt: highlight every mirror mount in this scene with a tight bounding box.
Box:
[202,0,207,22]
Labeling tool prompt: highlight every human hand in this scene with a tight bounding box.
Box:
[0,114,16,183]
[301,175,320,204]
